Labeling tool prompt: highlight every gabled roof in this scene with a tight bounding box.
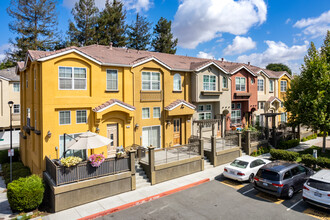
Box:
[0,67,19,81]
[164,99,196,111]
[268,96,282,104]
[93,99,135,113]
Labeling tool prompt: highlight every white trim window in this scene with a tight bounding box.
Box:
[13,104,20,114]
[203,75,216,91]
[236,103,241,109]
[142,72,160,90]
[231,110,241,124]
[142,108,150,119]
[59,67,87,90]
[59,133,87,160]
[106,69,118,90]
[13,83,20,92]
[198,104,212,120]
[258,101,265,110]
[173,73,181,91]
[269,80,274,92]
[222,76,228,89]
[235,77,246,91]
[281,80,287,92]
[76,110,87,124]
[142,126,161,148]
[59,111,71,125]
[258,79,264,91]
[153,107,161,118]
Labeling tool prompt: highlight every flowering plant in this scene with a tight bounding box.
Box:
[60,156,82,167]
[88,154,105,167]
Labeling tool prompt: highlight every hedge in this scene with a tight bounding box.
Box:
[317,131,328,137]
[277,139,300,150]
[301,133,317,142]
[270,149,299,161]
[2,162,31,185]
[251,145,271,157]
[7,175,44,212]
[301,154,330,169]
[0,149,20,164]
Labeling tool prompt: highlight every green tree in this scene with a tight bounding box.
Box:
[6,0,59,62]
[68,0,99,46]
[152,17,178,54]
[284,31,330,152]
[97,0,127,47]
[0,59,16,70]
[266,63,292,75]
[127,13,152,50]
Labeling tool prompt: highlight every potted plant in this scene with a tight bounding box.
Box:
[116,151,126,158]
[60,156,82,167]
[88,154,105,167]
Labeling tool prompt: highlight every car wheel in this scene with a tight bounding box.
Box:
[287,186,294,199]
[248,173,254,183]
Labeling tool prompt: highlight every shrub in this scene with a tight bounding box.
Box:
[0,148,20,164]
[251,145,271,157]
[277,139,300,149]
[317,157,330,169]
[301,133,317,142]
[301,154,317,167]
[270,149,299,161]
[317,131,328,137]
[2,162,31,185]
[60,156,82,167]
[300,146,330,158]
[7,175,44,212]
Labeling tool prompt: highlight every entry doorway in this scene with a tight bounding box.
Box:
[107,124,117,158]
[173,118,181,146]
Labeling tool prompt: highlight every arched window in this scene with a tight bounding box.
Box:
[173,74,181,91]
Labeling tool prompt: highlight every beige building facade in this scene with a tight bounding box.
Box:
[0,67,20,146]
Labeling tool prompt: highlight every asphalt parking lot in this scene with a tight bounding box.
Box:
[98,174,330,220]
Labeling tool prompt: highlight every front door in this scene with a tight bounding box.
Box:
[217,121,221,137]
[107,124,117,158]
[173,118,181,146]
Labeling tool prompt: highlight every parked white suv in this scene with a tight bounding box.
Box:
[303,169,330,210]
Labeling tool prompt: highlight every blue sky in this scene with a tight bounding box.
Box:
[0,0,329,74]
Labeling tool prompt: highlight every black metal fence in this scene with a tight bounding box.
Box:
[45,156,130,186]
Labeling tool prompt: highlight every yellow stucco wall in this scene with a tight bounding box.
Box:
[278,74,291,123]
[19,52,193,174]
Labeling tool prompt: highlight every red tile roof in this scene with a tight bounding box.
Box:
[93,99,135,112]
[164,99,196,110]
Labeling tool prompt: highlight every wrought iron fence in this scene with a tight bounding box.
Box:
[45,156,130,186]
[216,135,239,151]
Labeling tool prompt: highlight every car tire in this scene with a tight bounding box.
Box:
[287,186,294,199]
[248,173,254,183]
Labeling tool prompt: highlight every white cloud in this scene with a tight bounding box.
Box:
[172,0,267,49]
[285,18,291,24]
[294,10,330,38]
[0,44,11,62]
[196,51,214,59]
[236,40,309,74]
[63,0,152,13]
[223,36,256,55]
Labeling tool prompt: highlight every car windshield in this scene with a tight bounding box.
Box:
[257,169,280,181]
[230,160,248,169]
[307,179,330,191]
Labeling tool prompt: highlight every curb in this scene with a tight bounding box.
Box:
[79,178,210,220]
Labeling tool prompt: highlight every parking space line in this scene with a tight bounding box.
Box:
[303,208,330,220]
[220,179,246,190]
[242,188,255,195]
[286,199,302,211]
[255,192,284,204]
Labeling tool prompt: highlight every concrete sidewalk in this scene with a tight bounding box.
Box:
[0,165,13,220]
[41,162,228,220]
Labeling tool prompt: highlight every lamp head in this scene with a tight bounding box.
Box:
[8,101,13,108]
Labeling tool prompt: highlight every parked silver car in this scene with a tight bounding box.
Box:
[254,161,314,199]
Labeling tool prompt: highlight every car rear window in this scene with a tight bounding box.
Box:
[307,179,330,191]
[230,160,248,169]
[257,169,280,181]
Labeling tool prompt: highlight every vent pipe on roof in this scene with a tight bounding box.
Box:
[109,42,113,50]
[248,62,250,66]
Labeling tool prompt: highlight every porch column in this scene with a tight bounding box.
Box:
[199,124,203,139]
[237,131,242,148]
[129,150,136,190]
[211,134,216,167]
[148,146,155,185]
[221,115,225,137]
[265,116,269,141]
[272,116,277,147]
[199,138,204,170]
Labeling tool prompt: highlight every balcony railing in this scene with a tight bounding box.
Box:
[140,90,163,102]
[45,156,130,186]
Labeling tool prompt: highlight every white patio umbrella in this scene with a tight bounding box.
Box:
[66,131,112,150]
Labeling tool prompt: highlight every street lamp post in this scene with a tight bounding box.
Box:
[8,101,13,183]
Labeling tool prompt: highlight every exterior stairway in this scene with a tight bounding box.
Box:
[204,157,213,170]
[135,163,151,189]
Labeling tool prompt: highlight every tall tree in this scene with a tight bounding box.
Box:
[266,63,292,75]
[97,0,127,47]
[6,0,59,61]
[127,13,152,50]
[68,0,99,46]
[0,59,16,70]
[152,17,178,54]
[284,31,330,152]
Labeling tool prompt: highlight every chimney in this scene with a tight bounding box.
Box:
[109,42,113,50]
[248,62,250,66]
[221,58,224,62]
